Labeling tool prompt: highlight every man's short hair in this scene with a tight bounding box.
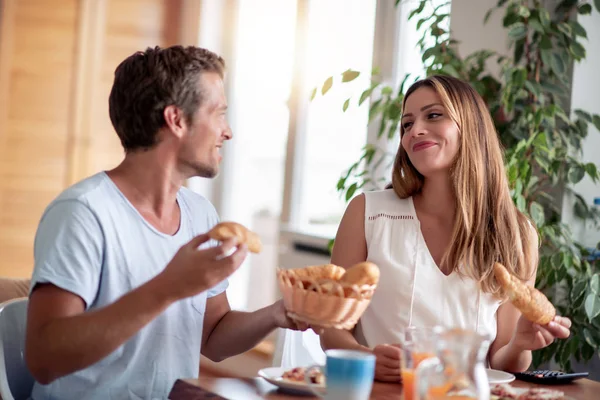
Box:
[108,45,225,152]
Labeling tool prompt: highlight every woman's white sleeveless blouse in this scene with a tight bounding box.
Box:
[356,189,501,347]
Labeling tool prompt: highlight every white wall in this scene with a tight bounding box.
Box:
[562,10,600,248]
[449,0,509,77]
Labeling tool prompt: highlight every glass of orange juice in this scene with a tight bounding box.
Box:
[399,326,440,400]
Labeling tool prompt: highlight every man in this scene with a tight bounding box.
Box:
[25,46,299,399]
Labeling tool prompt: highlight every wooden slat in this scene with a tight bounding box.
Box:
[0,0,183,278]
[0,0,79,278]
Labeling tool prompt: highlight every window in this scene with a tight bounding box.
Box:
[192,0,451,311]
[295,0,377,233]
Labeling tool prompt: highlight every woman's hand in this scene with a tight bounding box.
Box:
[373,344,402,382]
[510,315,571,351]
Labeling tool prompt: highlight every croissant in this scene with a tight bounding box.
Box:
[208,222,262,253]
[290,264,346,281]
[493,262,555,325]
[340,262,380,286]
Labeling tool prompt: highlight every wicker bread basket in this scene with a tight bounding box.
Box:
[277,266,377,330]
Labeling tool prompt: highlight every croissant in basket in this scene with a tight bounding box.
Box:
[493,262,556,325]
[277,262,380,330]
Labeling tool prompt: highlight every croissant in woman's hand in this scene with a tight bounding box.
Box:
[493,262,555,325]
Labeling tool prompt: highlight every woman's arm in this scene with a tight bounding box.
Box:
[320,194,369,352]
[488,226,571,372]
[319,194,402,382]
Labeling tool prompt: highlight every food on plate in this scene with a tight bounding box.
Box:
[281,367,325,385]
[490,384,565,400]
[493,262,556,325]
[491,384,519,399]
[208,221,262,253]
[516,388,565,400]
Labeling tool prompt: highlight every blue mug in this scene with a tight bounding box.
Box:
[304,349,376,400]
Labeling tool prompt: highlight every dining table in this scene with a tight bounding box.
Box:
[168,375,600,399]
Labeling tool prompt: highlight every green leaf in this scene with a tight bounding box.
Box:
[583,328,598,347]
[321,77,333,95]
[359,88,373,106]
[591,274,600,295]
[575,109,592,122]
[570,21,587,38]
[585,293,600,321]
[368,99,382,122]
[342,98,350,112]
[551,252,563,269]
[345,182,358,201]
[541,49,552,69]
[341,69,360,83]
[381,86,393,95]
[596,0,600,12]
[592,115,600,131]
[484,8,494,24]
[551,52,566,75]
[571,280,587,303]
[408,0,427,20]
[539,8,551,27]
[440,64,460,77]
[568,165,586,184]
[524,80,540,98]
[508,23,528,40]
[585,163,598,180]
[530,20,545,33]
[309,88,317,101]
[540,35,553,49]
[503,12,520,27]
[530,202,545,227]
[578,3,592,14]
[516,195,527,212]
[558,22,572,37]
[570,42,586,59]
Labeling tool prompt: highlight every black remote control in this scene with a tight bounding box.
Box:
[514,370,589,385]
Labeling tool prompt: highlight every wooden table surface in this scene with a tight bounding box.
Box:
[169,376,600,399]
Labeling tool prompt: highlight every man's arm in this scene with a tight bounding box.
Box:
[26,280,173,384]
[26,235,246,384]
[201,293,285,362]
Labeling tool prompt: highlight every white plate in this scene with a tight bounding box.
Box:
[486,368,516,384]
[258,367,326,396]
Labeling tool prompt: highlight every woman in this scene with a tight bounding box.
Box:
[320,75,571,382]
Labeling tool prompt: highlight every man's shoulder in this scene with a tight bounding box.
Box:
[178,186,217,214]
[52,172,110,205]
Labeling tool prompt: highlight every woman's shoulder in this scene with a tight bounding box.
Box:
[363,189,415,218]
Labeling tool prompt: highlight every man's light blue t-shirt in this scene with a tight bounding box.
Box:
[29,172,228,400]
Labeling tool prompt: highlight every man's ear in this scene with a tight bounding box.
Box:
[164,105,187,139]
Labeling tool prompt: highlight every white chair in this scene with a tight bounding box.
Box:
[272,328,326,369]
[0,298,34,400]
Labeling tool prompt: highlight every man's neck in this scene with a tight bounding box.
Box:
[106,150,184,220]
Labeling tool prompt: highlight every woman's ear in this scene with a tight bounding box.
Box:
[163,105,187,139]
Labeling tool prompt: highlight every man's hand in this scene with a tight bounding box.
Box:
[270,299,309,331]
[156,234,247,301]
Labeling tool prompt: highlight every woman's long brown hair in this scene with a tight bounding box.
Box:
[391,75,537,295]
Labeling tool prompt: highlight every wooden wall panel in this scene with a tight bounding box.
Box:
[0,0,185,278]
[0,0,79,278]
